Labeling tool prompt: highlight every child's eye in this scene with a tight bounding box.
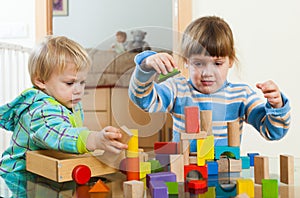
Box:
[191,61,203,67]
[66,82,74,86]
[215,62,223,66]
[80,81,86,85]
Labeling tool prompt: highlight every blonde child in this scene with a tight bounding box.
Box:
[0,36,127,174]
[128,16,291,151]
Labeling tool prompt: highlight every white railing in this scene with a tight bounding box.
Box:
[0,42,32,154]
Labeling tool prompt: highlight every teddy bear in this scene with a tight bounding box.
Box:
[127,30,151,52]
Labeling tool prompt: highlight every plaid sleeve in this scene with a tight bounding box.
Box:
[30,102,88,153]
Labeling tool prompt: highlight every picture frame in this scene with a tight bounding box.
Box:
[53,0,68,16]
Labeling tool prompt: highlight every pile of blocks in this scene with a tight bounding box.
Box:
[121,106,294,198]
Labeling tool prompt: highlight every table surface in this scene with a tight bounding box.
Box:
[0,157,299,198]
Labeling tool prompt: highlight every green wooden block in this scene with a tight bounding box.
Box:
[165,182,178,195]
[157,68,180,83]
[148,159,164,173]
[262,179,278,198]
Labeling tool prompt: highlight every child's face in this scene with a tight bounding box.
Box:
[116,35,126,43]
[41,63,88,109]
[187,54,233,94]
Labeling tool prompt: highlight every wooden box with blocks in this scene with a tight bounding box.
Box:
[26,150,118,183]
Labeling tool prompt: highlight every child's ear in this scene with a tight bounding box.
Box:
[34,77,46,90]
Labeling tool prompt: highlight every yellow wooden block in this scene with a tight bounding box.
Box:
[197,135,214,166]
[127,129,139,157]
[237,178,254,198]
[140,162,151,179]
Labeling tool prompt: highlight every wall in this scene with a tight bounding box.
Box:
[0,0,35,48]
[193,0,299,157]
[53,0,173,49]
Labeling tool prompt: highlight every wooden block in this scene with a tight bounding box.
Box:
[89,179,109,192]
[180,139,190,165]
[254,156,269,184]
[127,129,139,158]
[123,180,144,198]
[236,179,254,198]
[126,157,140,181]
[146,172,177,188]
[165,182,179,195]
[217,158,229,173]
[229,158,242,172]
[262,179,278,198]
[200,110,212,135]
[197,135,214,166]
[184,164,208,181]
[280,154,294,184]
[189,156,197,164]
[241,156,250,169]
[279,185,295,198]
[206,160,218,175]
[227,120,240,147]
[180,132,207,140]
[247,153,259,166]
[26,150,117,183]
[119,125,133,144]
[184,106,200,133]
[149,180,168,198]
[215,146,240,160]
[170,154,184,182]
[140,162,151,179]
[154,142,178,154]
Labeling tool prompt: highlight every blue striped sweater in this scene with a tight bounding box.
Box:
[129,51,291,151]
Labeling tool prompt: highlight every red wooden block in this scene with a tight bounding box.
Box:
[184,164,208,181]
[154,142,178,154]
[188,180,207,189]
[185,106,200,133]
[126,157,140,181]
[72,165,91,185]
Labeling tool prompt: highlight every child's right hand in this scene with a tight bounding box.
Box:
[141,53,178,75]
[86,126,128,154]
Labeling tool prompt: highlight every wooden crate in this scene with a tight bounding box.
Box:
[26,150,117,183]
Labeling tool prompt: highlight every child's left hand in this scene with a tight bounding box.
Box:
[256,80,283,108]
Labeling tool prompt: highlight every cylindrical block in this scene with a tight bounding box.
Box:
[200,110,212,135]
[227,121,240,147]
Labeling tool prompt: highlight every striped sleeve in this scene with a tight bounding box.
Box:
[30,102,88,153]
[246,90,290,140]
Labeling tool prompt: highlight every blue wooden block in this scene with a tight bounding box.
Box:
[247,153,259,166]
[206,160,218,175]
[241,156,250,169]
[149,180,168,198]
[214,146,240,160]
[146,171,177,188]
[215,182,237,197]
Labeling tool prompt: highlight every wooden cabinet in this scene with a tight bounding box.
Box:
[81,87,173,150]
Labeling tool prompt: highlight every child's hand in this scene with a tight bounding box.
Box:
[256,80,283,108]
[86,126,128,154]
[141,53,178,75]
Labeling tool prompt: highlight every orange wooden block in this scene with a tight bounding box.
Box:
[185,106,200,133]
[89,179,110,193]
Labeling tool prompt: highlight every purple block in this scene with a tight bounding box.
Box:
[146,171,177,188]
[155,153,170,167]
[149,180,168,198]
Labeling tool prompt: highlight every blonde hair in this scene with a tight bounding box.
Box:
[28,36,91,86]
[181,16,237,63]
